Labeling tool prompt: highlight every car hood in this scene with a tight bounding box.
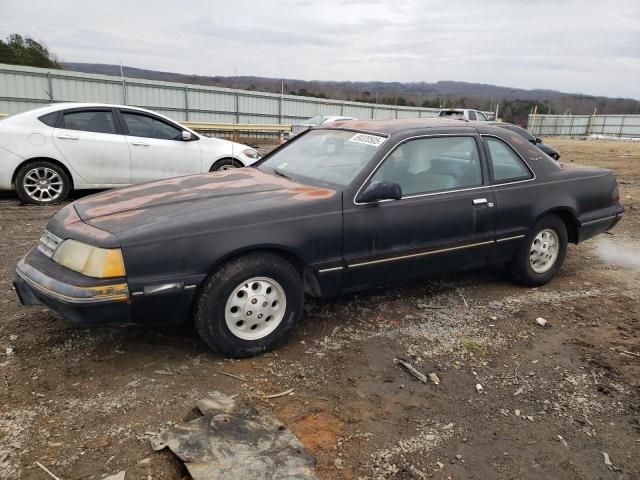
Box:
[71,169,337,237]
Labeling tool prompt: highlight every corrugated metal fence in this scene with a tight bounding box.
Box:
[0,63,446,124]
[528,114,640,138]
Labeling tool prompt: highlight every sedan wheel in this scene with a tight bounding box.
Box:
[210,158,243,172]
[195,252,303,358]
[225,277,287,341]
[509,214,568,287]
[529,228,560,273]
[15,161,71,205]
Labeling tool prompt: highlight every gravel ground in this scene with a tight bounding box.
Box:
[0,137,639,480]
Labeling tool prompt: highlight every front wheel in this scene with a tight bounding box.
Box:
[194,252,303,358]
[210,158,243,172]
[509,214,568,287]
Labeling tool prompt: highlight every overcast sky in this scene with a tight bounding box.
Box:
[1,0,639,99]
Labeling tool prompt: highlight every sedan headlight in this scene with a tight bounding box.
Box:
[242,148,261,160]
[52,240,126,278]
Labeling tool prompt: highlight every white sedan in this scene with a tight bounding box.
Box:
[0,103,261,204]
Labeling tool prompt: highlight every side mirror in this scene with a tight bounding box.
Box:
[535,137,543,144]
[182,131,192,141]
[357,180,402,203]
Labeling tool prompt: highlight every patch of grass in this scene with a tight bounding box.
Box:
[461,337,489,356]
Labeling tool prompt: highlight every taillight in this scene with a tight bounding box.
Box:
[612,185,620,203]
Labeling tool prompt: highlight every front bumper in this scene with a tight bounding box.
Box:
[14,247,200,327]
[14,248,131,325]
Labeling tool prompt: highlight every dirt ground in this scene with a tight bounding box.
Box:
[1,137,639,480]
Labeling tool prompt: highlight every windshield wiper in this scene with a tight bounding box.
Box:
[273,168,292,180]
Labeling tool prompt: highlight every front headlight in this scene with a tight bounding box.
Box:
[52,240,126,278]
[242,148,261,160]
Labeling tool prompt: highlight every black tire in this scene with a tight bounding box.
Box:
[210,158,243,172]
[15,161,71,205]
[509,214,568,287]
[194,252,303,358]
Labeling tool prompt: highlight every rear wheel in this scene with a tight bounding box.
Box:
[15,161,71,205]
[210,158,243,172]
[509,214,568,287]
[194,252,303,358]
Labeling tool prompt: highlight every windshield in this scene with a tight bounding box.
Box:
[259,129,385,187]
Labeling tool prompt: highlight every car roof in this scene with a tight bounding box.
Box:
[488,121,523,129]
[15,103,161,118]
[324,117,485,135]
[55,102,156,113]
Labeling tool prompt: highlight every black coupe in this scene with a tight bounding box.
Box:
[14,119,623,357]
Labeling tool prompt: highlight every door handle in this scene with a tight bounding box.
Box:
[57,134,79,140]
[473,198,495,207]
[131,141,150,146]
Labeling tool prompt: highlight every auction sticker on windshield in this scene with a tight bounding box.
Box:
[349,133,387,147]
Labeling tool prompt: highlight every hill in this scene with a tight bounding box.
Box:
[62,62,640,125]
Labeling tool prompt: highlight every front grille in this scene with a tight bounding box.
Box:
[37,230,63,258]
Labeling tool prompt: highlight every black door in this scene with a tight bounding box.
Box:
[482,134,537,264]
[342,135,496,290]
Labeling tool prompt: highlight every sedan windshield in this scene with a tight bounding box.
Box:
[259,129,385,187]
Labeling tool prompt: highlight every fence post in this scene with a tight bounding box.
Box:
[184,86,189,121]
[340,102,344,116]
[278,95,283,124]
[531,105,538,134]
[586,107,597,135]
[619,116,625,137]
[569,115,575,136]
[395,107,399,119]
[121,78,127,105]
[46,72,54,102]
[371,106,375,119]
[235,92,240,124]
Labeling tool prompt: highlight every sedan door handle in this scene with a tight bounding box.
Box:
[131,141,150,147]
[57,134,79,140]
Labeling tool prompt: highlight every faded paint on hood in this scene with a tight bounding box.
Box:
[71,168,336,236]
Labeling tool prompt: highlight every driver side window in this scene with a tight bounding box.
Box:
[121,112,182,140]
[371,136,483,196]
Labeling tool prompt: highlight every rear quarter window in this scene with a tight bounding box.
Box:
[484,136,532,183]
[493,129,545,161]
[38,112,59,127]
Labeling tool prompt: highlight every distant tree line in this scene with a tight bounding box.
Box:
[0,34,60,69]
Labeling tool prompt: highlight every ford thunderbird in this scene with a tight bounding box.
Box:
[13,119,623,357]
